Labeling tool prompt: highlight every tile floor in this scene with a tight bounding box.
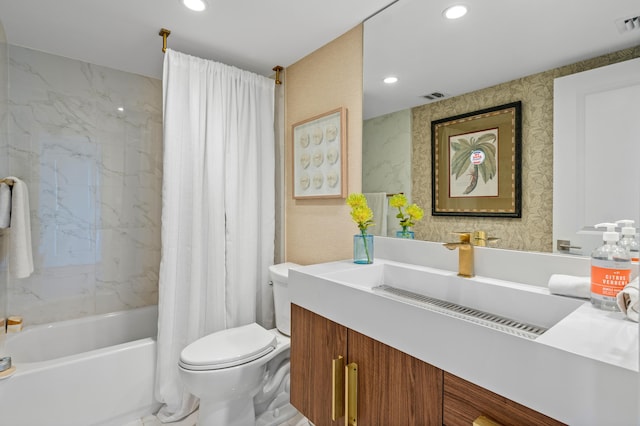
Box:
[122,410,312,426]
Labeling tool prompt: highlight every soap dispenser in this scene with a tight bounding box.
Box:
[616,219,639,262]
[590,223,631,311]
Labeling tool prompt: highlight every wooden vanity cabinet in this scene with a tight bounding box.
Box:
[290,304,443,426]
[348,328,443,425]
[290,303,347,426]
[291,304,564,426]
[443,372,566,426]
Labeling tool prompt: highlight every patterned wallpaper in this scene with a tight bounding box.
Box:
[411,46,640,253]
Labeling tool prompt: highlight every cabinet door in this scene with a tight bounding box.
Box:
[290,304,347,426]
[348,329,443,425]
[443,372,565,426]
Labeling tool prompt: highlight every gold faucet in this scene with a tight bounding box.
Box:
[472,230,500,247]
[443,232,475,278]
[473,230,488,247]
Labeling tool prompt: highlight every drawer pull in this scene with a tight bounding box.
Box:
[345,362,358,426]
[473,415,502,426]
[331,356,344,420]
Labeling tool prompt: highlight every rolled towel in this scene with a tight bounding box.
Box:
[6,177,34,278]
[616,278,639,322]
[548,274,590,299]
[363,193,388,237]
[0,182,10,229]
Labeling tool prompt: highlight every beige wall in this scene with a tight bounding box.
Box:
[411,46,640,253]
[284,25,363,265]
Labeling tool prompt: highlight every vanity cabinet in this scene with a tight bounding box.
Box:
[290,304,442,426]
[443,372,565,426]
[290,303,347,426]
[292,304,566,426]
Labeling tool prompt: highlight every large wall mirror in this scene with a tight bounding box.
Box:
[362,0,640,252]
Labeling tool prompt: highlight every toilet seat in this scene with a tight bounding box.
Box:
[179,323,277,371]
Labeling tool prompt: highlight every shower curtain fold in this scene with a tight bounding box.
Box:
[155,49,275,422]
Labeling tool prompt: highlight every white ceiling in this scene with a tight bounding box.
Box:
[0,0,394,79]
[0,0,638,121]
[364,0,640,119]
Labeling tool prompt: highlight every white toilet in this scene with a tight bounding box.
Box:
[178,262,301,426]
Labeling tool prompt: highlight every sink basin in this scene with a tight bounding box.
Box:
[320,261,584,334]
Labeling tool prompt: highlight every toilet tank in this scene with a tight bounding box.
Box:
[269,262,300,336]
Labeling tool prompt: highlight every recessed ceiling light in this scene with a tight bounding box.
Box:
[383,76,398,84]
[182,0,207,12]
[443,5,467,20]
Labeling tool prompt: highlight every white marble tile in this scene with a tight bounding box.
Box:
[363,109,413,236]
[0,36,9,323]
[7,45,162,325]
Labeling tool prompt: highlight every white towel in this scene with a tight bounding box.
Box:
[548,274,590,299]
[363,192,388,237]
[616,278,639,322]
[0,182,10,228]
[6,177,34,279]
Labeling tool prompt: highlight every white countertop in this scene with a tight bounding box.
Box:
[288,239,640,425]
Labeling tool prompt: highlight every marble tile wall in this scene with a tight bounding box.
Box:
[6,46,163,325]
[0,22,8,324]
[362,108,412,236]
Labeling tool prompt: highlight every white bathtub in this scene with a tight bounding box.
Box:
[0,305,161,426]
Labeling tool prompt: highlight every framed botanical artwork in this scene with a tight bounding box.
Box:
[431,101,522,217]
[292,107,347,199]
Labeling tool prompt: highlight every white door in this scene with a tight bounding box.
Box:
[553,57,640,255]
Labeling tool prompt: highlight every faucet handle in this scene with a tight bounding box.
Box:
[451,231,472,243]
[473,230,499,246]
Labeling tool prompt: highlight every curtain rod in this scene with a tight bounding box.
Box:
[158,28,283,84]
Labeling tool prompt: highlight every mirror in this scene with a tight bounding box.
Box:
[362,0,640,252]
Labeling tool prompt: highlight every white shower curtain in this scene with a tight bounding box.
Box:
[155,49,275,422]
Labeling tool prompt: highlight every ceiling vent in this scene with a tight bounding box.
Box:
[615,15,640,33]
[422,92,446,101]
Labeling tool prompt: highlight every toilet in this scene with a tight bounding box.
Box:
[178,262,301,426]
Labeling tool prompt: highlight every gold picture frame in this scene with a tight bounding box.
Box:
[292,107,347,199]
[431,101,522,217]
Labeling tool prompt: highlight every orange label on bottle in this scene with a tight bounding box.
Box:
[591,265,630,297]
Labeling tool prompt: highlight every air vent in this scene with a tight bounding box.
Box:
[616,15,640,33]
[422,92,446,101]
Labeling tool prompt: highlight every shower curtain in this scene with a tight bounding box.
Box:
[155,49,275,422]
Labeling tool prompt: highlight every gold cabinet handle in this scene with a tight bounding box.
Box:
[331,356,345,420]
[473,415,502,426]
[345,362,358,426]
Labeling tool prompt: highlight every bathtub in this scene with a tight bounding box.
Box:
[0,305,161,426]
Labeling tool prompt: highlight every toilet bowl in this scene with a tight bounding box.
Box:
[178,262,300,426]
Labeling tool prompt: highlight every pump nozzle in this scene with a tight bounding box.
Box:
[616,219,636,236]
[595,222,619,242]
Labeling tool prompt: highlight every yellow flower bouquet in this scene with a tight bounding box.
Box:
[389,193,424,239]
[346,193,374,263]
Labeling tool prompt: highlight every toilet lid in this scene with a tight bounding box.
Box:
[179,323,277,371]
